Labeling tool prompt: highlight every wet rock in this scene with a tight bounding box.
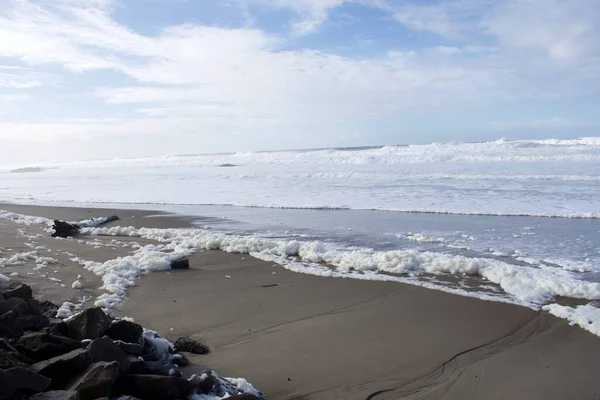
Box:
[0,338,17,352]
[173,337,209,354]
[227,395,262,400]
[129,359,171,376]
[15,332,83,362]
[117,375,193,400]
[87,337,130,374]
[45,319,69,337]
[0,349,30,370]
[51,220,81,238]
[105,319,143,345]
[0,297,28,315]
[39,301,60,319]
[29,391,81,400]
[114,340,142,356]
[170,259,189,270]
[67,361,120,400]
[18,314,49,331]
[33,348,93,389]
[171,353,188,367]
[66,307,112,341]
[189,370,265,400]
[0,281,33,300]
[0,310,24,338]
[0,367,51,398]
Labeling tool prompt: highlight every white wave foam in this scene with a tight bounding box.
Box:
[543,303,600,336]
[82,225,600,309]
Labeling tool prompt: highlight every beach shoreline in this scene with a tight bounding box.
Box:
[1,202,600,399]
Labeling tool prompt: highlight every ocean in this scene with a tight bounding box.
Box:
[2,137,600,334]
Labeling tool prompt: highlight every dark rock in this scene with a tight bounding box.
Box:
[67,361,120,400]
[17,313,49,331]
[51,220,81,238]
[0,281,32,300]
[15,333,83,362]
[105,319,143,345]
[141,332,173,362]
[0,367,51,398]
[171,353,188,367]
[0,338,17,352]
[117,375,193,400]
[173,337,209,354]
[39,301,60,319]
[189,370,265,400]
[227,396,262,400]
[170,259,189,270]
[29,391,81,400]
[66,308,111,341]
[189,372,220,395]
[114,340,142,356]
[33,348,93,389]
[128,359,170,376]
[0,310,24,338]
[0,297,28,315]
[26,299,45,316]
[0,349,30,370]
[45,319,69,337]
[86,337,130,374]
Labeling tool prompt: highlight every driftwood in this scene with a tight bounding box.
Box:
[51,220,80,238]
[51,215,120,238]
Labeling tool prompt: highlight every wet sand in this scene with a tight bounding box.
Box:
[2,203,600,399]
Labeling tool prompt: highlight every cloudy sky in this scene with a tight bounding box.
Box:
[1,0,599,164]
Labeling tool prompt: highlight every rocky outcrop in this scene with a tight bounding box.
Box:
[0,367,51,398]
[105,319,143,345]
[66,361,120,400]
[33,349,93,389]
[66,307,112,341]
[0,287,264,400]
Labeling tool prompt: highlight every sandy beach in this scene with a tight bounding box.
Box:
[1,203,600,400]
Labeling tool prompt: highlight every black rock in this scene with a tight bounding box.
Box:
[127,358,171,376]
[189,370,265,400]
[0,338,17,352]
[0,297,28,315]
[66,307,112,341]
[189,372,220,395]
[39,301,60,319]
[171,353,188,367]
[51,220,81,238]
[33,348,93,389]
[0,281,33,300]
[170,259,189,270]
[29,391,81,400]
[44,319,69,337]
[227,396,262,400]
[15,333,83,362]
[114,340,143,356]
[0,367,51,398]
[0,349,30,370]
[86,337,130,374]
[67,361,120,400]
[0,310,24,338]
[117,375,193,400]
[173,337,209,354]
[105,319,143,345]
[17,314,49,331]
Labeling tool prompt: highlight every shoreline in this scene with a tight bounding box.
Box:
[1,203,600,399]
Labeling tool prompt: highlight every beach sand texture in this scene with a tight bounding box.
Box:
[1,203,599,400]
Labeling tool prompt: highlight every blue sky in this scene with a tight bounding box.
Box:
[0,0,599,164]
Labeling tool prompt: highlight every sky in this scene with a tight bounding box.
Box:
[0,0,599,164]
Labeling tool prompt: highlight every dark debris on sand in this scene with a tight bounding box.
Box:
[0,283,265,400]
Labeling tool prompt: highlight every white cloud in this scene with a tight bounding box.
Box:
[243,0,347,35]
[0,0,598,160]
